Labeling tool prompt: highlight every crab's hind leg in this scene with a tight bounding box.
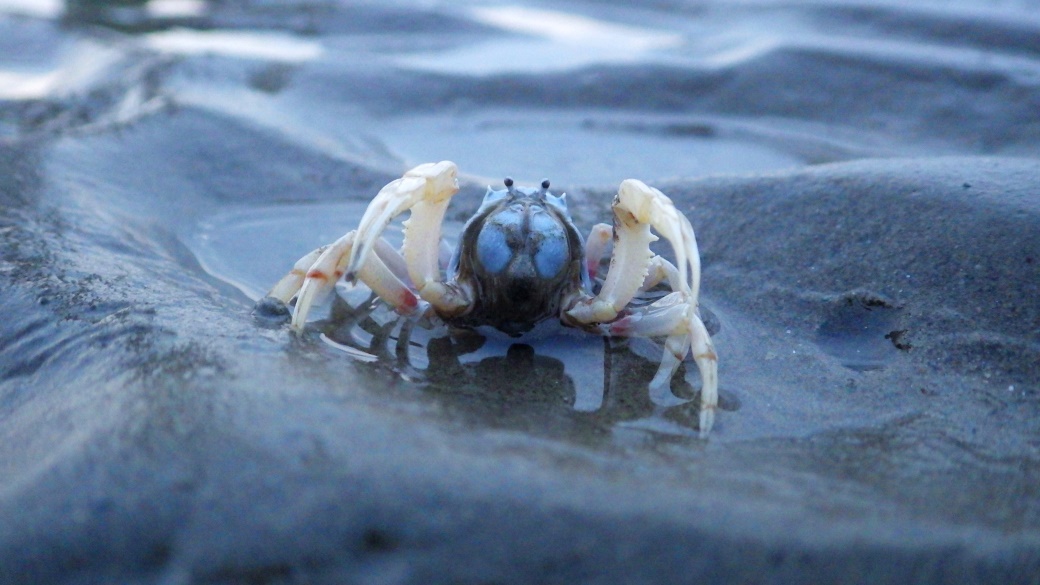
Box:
[343,161,472,317]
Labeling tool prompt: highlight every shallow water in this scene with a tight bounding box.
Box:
[376,110,808,185]
[2,1,1040,583]
[188,202,380,300]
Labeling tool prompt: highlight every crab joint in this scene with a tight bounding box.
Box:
[306,270,330,281]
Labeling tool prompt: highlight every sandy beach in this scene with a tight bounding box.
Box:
[1,1,1038,583]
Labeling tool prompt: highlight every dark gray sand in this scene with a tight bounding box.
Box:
[1,2,1039,584]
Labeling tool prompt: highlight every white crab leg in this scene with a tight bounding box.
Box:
[606,291,688,337]
[270,237,410,303]
[584,222,612,280]
[371,236,413,285]
[354,239,430,318]
[688,315,718,437]
[343,161,457,281]
[606,293,718,437]
[289,233,352,327]
[641,255,680,292]
[607,293,691,398]
[567,211,654,323]
[284,232,425,329]
[587,223,678,293]
[621,181,714,435]
[269,246,327,304]
[342,161,470,315]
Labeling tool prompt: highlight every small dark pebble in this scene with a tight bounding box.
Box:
[252,296,291,328]
[884,329,912,351]
[361,528,399,553]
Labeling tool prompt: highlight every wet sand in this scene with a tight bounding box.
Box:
[1,1,1039,583]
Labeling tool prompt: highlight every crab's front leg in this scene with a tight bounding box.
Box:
[565,179,718,436]
[343,161,473,317]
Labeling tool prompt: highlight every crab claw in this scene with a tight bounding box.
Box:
[566,178,701,324]
[343,161,459,284]
[616,179,700,299]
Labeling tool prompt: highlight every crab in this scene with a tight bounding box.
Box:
[261,161,719,436]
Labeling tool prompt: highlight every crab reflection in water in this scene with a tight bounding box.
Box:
[314,286,726,438]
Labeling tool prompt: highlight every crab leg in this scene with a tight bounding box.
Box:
[269,246,327,304]
[341,161,471,316]
[566,179,716,436]
[584,223,612,280]
[606,291,689,337]
[607,293,718,436]
[267,233,426,329]
[641,255,682,292]
[687,315,718,437]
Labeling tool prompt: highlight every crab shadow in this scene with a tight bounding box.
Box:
[313,294,733,442]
